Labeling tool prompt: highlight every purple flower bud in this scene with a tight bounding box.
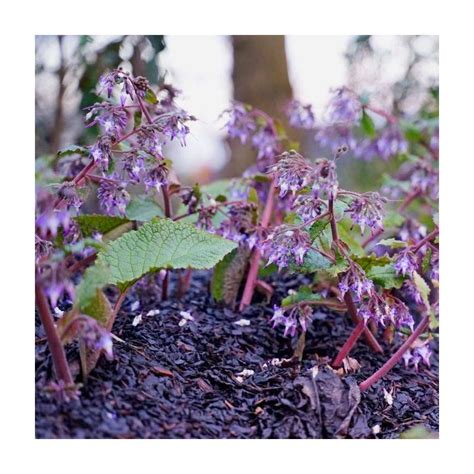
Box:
[90,136,113,170]
[143,162,169,192]
[375,126,408,160]
[269,151,313,198]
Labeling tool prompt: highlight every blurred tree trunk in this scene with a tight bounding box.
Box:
[223,35,297,177]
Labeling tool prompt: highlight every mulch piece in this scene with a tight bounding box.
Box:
[35,272,438,439]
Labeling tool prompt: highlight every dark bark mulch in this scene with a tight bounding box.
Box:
[35,272,438,439]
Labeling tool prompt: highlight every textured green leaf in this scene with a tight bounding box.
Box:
[325,258,350,277]
[144,88,158,104]
[337,222,364,257]
[366,264,405,289]
[281,286,321,307]
[353,254,391,272]
[126,195,163,221]
[377,238,408,249]
[211,246,250,305]
[413,271,430,307]
[77,219,237,317]
[309,219,329,241]
[100,218,237,286]
[57,145,89,158]
[290,248,331,274]
[75,214,130,237]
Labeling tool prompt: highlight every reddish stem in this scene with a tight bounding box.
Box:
[35,279,73,385]
[359,314,430,391]
[332,319,366,368]
[239,181,276,310]
[411,228,439,254]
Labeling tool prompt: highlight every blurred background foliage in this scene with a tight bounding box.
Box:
[35,35,438,191]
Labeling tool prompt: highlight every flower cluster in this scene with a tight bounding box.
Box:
[394,249,418,277]
[292,194,326,224]
[260,226,311,271]
[345,192,385,234]
[402,340,432,371]
[285,100,316,129]
[359,294,414,330]
[268,150,313,198]
[338,263,374,300]
[270,304,313,337]
[224,102,281,168]
[96,174,130,216]
[218,202,258,248]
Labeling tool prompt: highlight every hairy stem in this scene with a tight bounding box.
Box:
[411,228,439,254]
[239,181,276,310]
[359,314,430,391]
[35,279,73,385]
[106,290,130,332]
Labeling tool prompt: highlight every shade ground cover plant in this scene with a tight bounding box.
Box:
[35,68,438,438]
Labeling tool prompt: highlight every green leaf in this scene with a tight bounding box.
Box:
[125,195,163,221]
[211,246,250,305]
[100,218,237,286]
[308,219,329,241]
[258,263,278,278]
[413,271,430,307]
[133,110,142,128]
[360,109,376,138]
[290,248,331,274]
[75,214,131,237]
[325,258,350,277]
[337,222,364,257]
[144,88,158,104]
[377,238,408,249]
[281,286,321,307]
[353,254,391,272]
[383,210,405,228]
[57,145,89,158]
[77,219,237,317]
[366,264,405,289]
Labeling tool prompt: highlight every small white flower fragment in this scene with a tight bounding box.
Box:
[53,307,64,318]
[235,376,244,384]
[287,289,296,295]
[132,314,143,327]
[178,310,194,327]
[130,300,140,312]
[236,369,255,377]
[270,358,283,367]
[146,309,160,317]
[372,424,381,435]
[234,318,251,327]
[383,388,394,407]
[309,366,319,379]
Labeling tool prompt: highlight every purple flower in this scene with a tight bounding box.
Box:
[268,151,313,198]
[375,126,408,160]
[90,136,113,170]
[57,182,83,211]
[403,280,424,306]
[143,162,169,192]
[286,100,316,129]
[338,263,374,300]
[270,304,313,337]
[36,209,71,238]
[292,194,325,224]
[38,262,75,308]
[218,202,257,247]
[260,226,311,270]
[326,87,362,125]
[136,128,163,158]
[359,294,414,330]
[157,109,194,146]
[35,235,52,262]
[403,342,432,371]
[85,103,128,138]
[311,159,339,200]
[394,250,418,277]
[315,124,357,154]
[70,315,114,360]
[410,163,438,200]
[346,192,385,234]
[430,252,439,282]
[97,174,130,216]
[122,152,145,184]
[224,102,256,144]
[251,126,279,161]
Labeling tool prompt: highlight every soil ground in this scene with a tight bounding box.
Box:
[35,272,438,439]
